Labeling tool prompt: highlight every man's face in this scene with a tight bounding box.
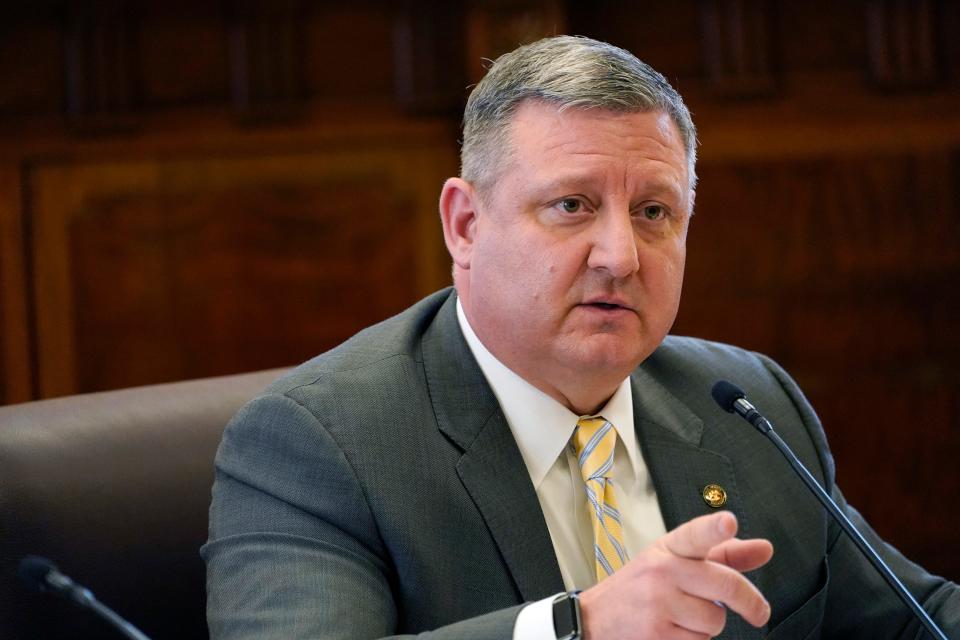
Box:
[458,101,692,411]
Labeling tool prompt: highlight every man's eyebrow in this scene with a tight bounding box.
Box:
[633,180,684,202]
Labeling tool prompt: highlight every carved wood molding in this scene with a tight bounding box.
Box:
[465,0,567,84]
[700,0,777,98]
[228,0,306,123]
[62,0,139,131]
[867,0,939,90]
[392,0,468,115]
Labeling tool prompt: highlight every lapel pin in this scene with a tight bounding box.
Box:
[702,484,727,508]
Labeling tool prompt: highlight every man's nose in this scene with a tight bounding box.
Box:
[587,209,640,279]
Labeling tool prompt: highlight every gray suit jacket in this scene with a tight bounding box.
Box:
[203,288,958,639]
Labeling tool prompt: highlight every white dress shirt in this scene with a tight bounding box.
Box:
[456,300,667,639]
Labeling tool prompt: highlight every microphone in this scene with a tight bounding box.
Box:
[711,380,773,433]
[710,381,948,640]
[16,556,152,640]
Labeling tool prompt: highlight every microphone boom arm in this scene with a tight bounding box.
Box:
[713,381,948,640]
[762,427,946,640]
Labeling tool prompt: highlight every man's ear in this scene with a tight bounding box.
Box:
[439,177,480,270]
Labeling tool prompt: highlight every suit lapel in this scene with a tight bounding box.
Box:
[421,293,564,602]
[630,365,760,639]
[630,367,752,541]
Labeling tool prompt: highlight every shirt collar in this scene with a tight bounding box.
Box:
[456,298,639,489]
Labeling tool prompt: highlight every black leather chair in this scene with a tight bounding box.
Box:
[0,369,284,640]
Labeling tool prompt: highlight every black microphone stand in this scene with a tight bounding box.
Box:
[17,556,152,640]
[712,381,949,640]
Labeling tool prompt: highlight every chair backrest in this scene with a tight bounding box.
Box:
[0,369,285,640]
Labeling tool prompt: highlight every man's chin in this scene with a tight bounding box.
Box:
[566,336,651,376]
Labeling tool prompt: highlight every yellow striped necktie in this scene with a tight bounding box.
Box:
[572,416,628,581]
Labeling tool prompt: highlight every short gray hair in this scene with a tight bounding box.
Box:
[461,35,698,192]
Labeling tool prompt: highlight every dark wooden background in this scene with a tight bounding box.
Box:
[1,0,957,581]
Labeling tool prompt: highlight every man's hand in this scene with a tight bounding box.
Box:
[579,511,773,640]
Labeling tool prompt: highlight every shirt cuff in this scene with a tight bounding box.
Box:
[513,593,565,640]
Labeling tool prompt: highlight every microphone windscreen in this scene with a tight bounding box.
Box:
[711,380,745,413]
[16,556,55,593]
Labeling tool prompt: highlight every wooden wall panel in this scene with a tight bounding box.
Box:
[228,0,306,121]
[0,12,62,118]
[466,0,567,84]
[393,1,468,114]
[304,7,395,103]
[567,2,704,79]
[28,138,456,397]
[69,181,415,393]
[867,0,939,89]
[778,2,866,72]
[0,166,32,404]
[700,0,777,96]
[139,6,230,107]
[63,1,140,131]
[674,150,960,579]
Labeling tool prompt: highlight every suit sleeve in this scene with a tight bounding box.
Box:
[202,393,523,640]
[758,354,960,639]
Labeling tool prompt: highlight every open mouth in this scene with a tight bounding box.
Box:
[583,301,630,312]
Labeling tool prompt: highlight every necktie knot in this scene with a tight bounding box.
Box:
[572,416,617,483]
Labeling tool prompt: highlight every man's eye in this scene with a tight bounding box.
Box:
[558,198,582,213]
[642,205,665,220]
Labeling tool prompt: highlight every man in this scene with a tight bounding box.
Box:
[203,36,959,639]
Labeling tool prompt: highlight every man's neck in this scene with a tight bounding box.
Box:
[455,297,624,416]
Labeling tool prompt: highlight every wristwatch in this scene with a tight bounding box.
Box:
[552,590,583,640]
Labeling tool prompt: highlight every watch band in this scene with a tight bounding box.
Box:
[552,590,583,640]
